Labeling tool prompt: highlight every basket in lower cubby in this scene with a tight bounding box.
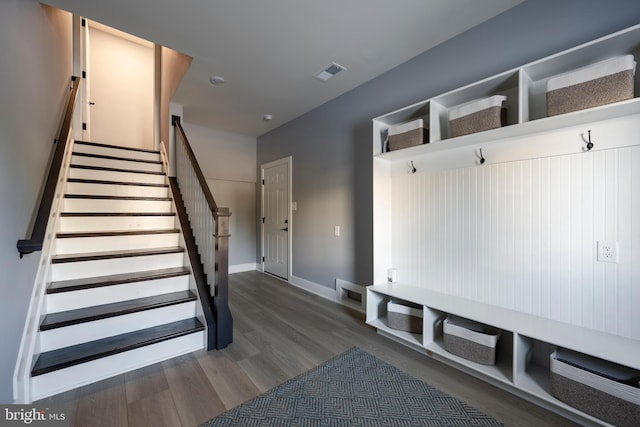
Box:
[387,300,423,334]
[443,316,501,365]
[550,349,640,427]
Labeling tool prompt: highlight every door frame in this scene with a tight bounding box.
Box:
[260,156,293,281]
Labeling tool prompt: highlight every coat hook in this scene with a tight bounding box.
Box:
[410,160,417,174]
[584,129,594,151]
[479,148,486,165]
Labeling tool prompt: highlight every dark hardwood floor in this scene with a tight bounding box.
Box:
[38,271,578,426]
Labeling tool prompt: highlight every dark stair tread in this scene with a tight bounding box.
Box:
[57,229,180,239]
[72,151,163,165]
[74,140,161,155]
[32,318,204,376]
[64,194,172,201]
[60,211,175,217]
[47,267,191,294]
[70,164,165,176]
[40,291,197,331]
[67,178,168,188]
[51,247,184,264]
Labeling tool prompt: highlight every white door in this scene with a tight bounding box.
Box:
[87,22,154,149]
[262,159,291,280]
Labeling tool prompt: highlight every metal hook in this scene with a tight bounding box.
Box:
[410,160,417,174]
[479,149,486,165]
[584,130,594,151]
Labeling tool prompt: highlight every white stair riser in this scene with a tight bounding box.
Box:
[46,275,191,313]
[66,182,169,198]
[69,167,165,185]
[55,233,180,255]
[63,198,172,213]
[40,301,197,352]
[58,215,175,232]
[51,252,185,281]
[73,144,161,163]
[31,331,205,401]
[71,155,163,173]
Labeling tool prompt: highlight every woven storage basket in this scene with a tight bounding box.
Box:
[443,316,500,365]
[550,349,640,427]
[387,119,428,151]
[387,301,423,334]
[546,55,636,116]
[449,95,507,138]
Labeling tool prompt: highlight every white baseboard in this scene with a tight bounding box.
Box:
[229,263,258,274]
[263,273,367,313]
[289,275,337,301]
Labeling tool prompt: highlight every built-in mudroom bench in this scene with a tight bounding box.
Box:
[368,23,640,427]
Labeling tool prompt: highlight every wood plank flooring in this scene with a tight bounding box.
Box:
[38,271,578,426]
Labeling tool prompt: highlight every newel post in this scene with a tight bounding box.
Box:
[214,207,233,349]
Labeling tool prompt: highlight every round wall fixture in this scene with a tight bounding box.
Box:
[209,75,225,86]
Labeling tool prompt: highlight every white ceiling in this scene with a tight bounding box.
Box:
[42,0,523,136]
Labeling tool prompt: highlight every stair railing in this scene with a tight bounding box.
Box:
[17,76,81,257]
[170,116,232,350]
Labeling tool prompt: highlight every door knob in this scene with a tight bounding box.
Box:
[281,227,288,231]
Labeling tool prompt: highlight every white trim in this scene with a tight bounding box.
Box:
[289,275,336,301]
[260,156,293,281]
[13,139,77,403]
[229,263,258,274]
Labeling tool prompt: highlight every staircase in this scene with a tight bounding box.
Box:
[30,141,206,400]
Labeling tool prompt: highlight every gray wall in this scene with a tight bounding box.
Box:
[257,0,640,290]
[184,123,258,268]
[0,0,72,403]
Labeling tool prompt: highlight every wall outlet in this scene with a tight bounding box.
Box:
[334,225,340,236]
[597,241,618,263]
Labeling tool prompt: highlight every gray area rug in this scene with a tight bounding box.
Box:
[201,347,504,426]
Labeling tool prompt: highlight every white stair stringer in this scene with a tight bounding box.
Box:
[28,141,207,402]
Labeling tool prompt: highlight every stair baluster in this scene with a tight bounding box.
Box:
[171,116,233,349]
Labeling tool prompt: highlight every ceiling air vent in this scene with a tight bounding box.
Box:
[313,62,346,82]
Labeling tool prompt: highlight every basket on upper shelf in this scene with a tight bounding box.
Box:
[386,119,429,152]
[546,54,636,116]
[448,95,507,138]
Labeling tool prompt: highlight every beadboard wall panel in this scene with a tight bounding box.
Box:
[390,145,639,339]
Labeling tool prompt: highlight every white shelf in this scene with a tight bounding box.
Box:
[426,338,512,384]
[373,23,640,157]
[366,315,423,348]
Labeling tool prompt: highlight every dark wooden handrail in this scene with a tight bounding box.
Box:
[172,116,218,214]
[18,76,81,257]
[172,116,233,349]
